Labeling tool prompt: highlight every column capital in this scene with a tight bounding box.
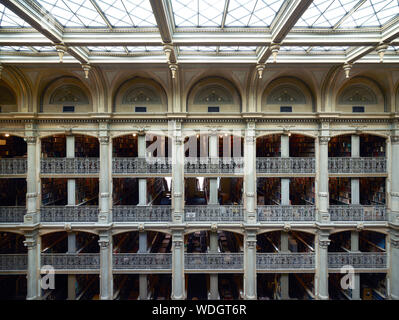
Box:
[319,136,330,145]
[391,135,399,144]
[98,238,110,248]
[99,136,110,144]
[25,136,37,144]
[24,231,38,248]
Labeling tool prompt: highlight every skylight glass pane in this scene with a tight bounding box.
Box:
[0,46,32,52]
[33,46,57,52]
[179,46,217,52]
[127,46,164,52]
[0,4,31,27]
[87,46,125,52]
[171,0,225,27]
[219,46,257,51]
[36,0,108,27]
[224,0,284,27]
[96,0,157,27]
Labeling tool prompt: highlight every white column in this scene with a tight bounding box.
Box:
[281,134,290,207]
[244,122,256,223]
[171,121,184,223]
[139,231,148,300]
[67,232,76,300]
[24,231,40,300]
[98,231,113,300]
[243,230,257,300]
[390,135,399,224]
[209,231,219,299]
[317,123,330,222]
[280,232,289,299]
[351,135,360,205]
[171,230,185,300]
[389,230,399,300]
[66,135,76,206]
[209,133,218,205]
[25,135,40,224]
[315,230,330,300]
[350,231,360,300]
[98,131,111,224]
[138,134,147,206]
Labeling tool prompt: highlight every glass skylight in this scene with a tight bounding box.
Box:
[171,0,225,27]
[87,46,126,52]
[0,4,31,28]
[280,46,350,53]
[0,46,32,52]
[219,46,257,52]
[127,46,164,52]
[179,46,218,52]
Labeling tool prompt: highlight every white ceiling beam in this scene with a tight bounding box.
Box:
[149,0,174,43]
[89,0,113,30]
[345,46,375,64]
[333,0,366,30]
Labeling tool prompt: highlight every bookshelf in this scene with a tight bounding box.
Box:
[113,178,138,205]
[290,178,315,205]
[113,135,137,157]
[328,135,351,157]
[329,177,351,205]
[0,179,26,206]
[360,135,385,157]
[256,135,281,157]
[257,178,281,205]
[75,179,98,206]
[75,134,99,157]
[41,178,67,206]
[360,178,385,205]
[41,135,66,158]
[0,135,27,158]
[289,135,315,157]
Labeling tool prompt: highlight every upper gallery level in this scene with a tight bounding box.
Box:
[0,63,399,120]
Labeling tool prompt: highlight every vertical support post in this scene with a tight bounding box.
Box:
[280,232,289,299]
[67,232,76,300]
[281,134,290,207]
[350,231,361,300]
[138,134,147,206]
[98,231,113,300]
[317,122,330,222]
[351,135,360,205]
[244,122,256,223]
[24,230,40,300]
[139,231,148,300]
[171,230,185,300]
[98,122,111,224]
[171,121,184,223]
[209,231,219,299]
[243,229,257,300]
[315,230,330,300]
[209,133,218,205]
[389,230,399,300]
[390,134,399,224]
[66,135,76,206]
[25,133,40,224]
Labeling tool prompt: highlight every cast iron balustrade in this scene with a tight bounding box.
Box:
[112,205,172,222]
[328,157,386,174]
[0,158,27,175]
[41,253,100,270]
[257,205,316,222]
[256,157,315,174]
[256,253,315,270]
[0,254,27,271]
[184,205,244,222]
[41,206,99,223]
[112,157,172,174]
[184,253,243,271]
[40,158,100,174]
[328,252,387,269]
[113,253,172,270]
[0,207,26,223]
[184,157,244,174]
[329,205,386,221]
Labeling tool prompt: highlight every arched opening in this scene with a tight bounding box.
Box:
[0,82,17,113]
[41,134,99,158]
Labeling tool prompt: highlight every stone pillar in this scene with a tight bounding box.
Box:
[243,230,257,300]
[389,230,399,300]
[171,230,185,300]
[351,135,360,205]
[280,231,289,299]
[317,123,330,222]
[390,135,399,224]
[209,133,218,205]
[24,230,40,300]
[171,121,184,223]
[66,135,76,206]
[67,232,76,300]
[350,231,361,300]
[98,231,113,300]
[98,129,111,224]
[138,134,147,206]
[25,135,40,224]
[315,230,330,300]
[139,231,148,300]
[244,122,256,223]
[209,231,219,299]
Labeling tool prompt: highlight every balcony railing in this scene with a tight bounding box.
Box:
[184,253,243,271]
[0,158,27,175]
[113,253,172,270]
[328,252,387,269]
[256,157,315,174]
[0,206,25,223]
[40,158,100,174]
[41,206,99,223]
[112,205,172,222]
[184,157,244,174]
[0,254,27,271]
[328,157,386,174]
[41,254,100,270]
[329,205,387,222]
[113,157,172,174]
[256,253,315,270]
[184,205,244,222]
[257,205,316,222]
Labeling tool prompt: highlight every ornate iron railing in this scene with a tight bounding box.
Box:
[184,157,244,174]
[256,253,315,270]
[328,252,387,269]
[256,157,315,174]
[0,206,26,223]
[329,205,387,221]
[184,205,244,222]
[41,254,100,270]
[113,253,172,270]
[41,206,99,223]
[257,205,316,222]
[0,158,27,175]
[184,253,243,270]
[112,206,172,222]
[40,158,100,174]
[0,254,27,271]
[328,157,386,174]
[113,157,172,174]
